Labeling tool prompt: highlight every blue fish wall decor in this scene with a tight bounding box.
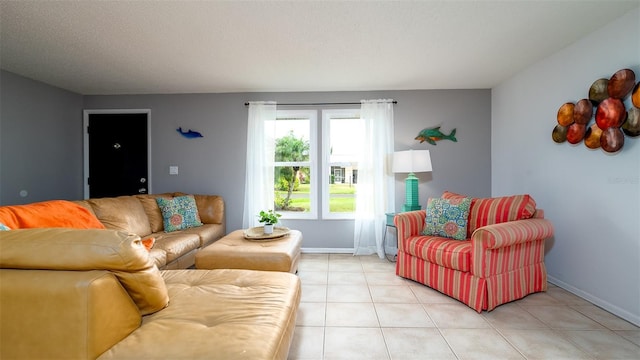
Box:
[177,127,204,139]
[415,126,457,145]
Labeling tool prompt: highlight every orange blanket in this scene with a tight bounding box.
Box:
[0,200,105,230]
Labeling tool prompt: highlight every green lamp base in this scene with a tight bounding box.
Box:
[402,204,422,212]
[401,173,422,211]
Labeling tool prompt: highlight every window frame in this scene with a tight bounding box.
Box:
[321,108,362,220]
[273,109,318,220]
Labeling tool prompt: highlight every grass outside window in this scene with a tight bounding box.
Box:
[276,184,356,213]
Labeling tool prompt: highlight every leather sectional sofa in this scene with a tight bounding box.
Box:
[74,192,226,269]
[0,228,301,359]
[0,193,301,359]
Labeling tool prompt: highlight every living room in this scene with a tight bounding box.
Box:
[1,1,639,358]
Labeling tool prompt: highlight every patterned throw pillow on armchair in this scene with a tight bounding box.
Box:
[422,196,472,240]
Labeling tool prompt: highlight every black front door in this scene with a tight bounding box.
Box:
[87,112,149,198]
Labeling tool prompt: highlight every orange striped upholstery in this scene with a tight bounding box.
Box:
[397,252,486,311]
[471,219,554,277]
[442,191,537,237]
[485,262,547,311]
[394,197,554,312]
[404,236,471,272]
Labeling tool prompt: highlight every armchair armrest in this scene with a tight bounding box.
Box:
[472,218,554,248]
[393,210,426,250]
[471,218,554,277]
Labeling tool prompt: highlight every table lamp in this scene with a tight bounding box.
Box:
[392,149,432,211]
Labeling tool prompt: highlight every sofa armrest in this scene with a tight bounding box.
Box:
[0,269,141,360]
[393,210,426,250]
[1,228,169,315]
[471,218,554,277]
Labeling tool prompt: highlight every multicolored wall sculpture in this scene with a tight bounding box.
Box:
[552,68,639,153]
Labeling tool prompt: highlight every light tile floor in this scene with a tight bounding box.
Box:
[289,253,640,360]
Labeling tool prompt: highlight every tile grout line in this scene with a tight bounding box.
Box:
[493,300,597,359]
[297,254,640,359]
[491,302,542,360]
[408,285,463,360]
[322,258,329,360]
[361,255,390,360]
[539,301,640,359]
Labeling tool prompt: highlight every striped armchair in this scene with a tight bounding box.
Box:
[394,192,554,312]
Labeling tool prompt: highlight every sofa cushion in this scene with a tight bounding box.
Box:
[98,269,301,360]
[442,191,537,236]
[148,248,167,269]
[73,199,98,217]
[178,223,226,248]
[0,228,169,315]
[88,196,152,236]
[156,195,203,232]
[423,197,471,240]
[0,200,106,230]
[404,235,472,272]
[193,194,225,224]
[150,232,201,263]
[136,194,174,233]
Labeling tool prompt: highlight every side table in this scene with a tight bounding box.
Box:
[383,212,398,262]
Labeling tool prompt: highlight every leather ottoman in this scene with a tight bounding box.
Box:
[195,229,302,273]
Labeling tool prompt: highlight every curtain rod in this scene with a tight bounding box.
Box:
[244,101,397,106]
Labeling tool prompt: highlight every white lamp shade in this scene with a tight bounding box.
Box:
[392,150,432,173]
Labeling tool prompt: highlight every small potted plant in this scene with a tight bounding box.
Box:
[258,209,281,234]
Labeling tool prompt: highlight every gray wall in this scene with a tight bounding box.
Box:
[1,82,492,250]
[83,90,491,251]
[0,71,84,204]
[492,7,639,325]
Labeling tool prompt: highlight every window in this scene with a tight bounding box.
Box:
[273,110,317,219]
[271,108,363,220]
[322,109,363,219]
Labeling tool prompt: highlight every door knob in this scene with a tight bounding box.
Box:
[140,178,146,183]
[138,188,147,194]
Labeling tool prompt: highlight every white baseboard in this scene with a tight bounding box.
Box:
[301,248,354,254]
[548,275,640,327]
[301,247,398,256]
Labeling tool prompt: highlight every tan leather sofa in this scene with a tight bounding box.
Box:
[0,228,301,359]
[74,192,226,269]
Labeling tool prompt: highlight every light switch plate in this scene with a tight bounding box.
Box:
[169,166,179,175]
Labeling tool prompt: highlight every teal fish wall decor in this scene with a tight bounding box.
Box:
[415,126,457,145]
[177,127,203,139]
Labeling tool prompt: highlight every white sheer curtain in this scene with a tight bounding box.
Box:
[353,99,395,258]
[242,101,277,229]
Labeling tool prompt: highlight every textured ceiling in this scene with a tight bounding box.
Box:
[1,1,638,95]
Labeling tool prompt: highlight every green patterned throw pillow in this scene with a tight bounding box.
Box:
[156,195,203,232]
[423,197,472,240]
[0,222,11,231]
